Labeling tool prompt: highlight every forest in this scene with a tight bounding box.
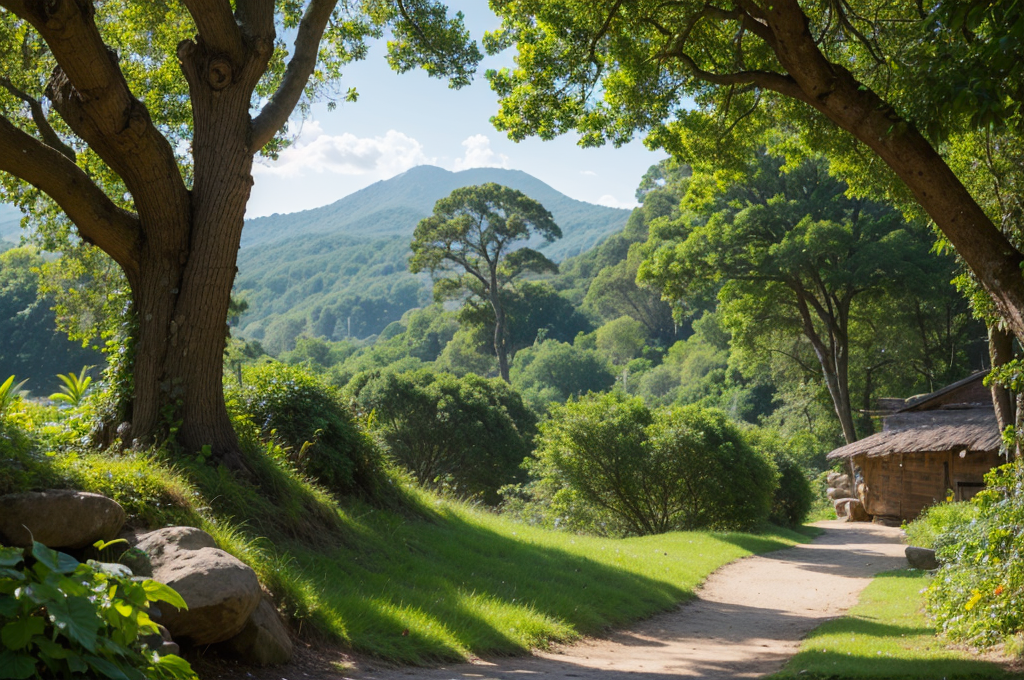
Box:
[1,1,1023,679]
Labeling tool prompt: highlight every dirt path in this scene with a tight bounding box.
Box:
[353,521,906,680]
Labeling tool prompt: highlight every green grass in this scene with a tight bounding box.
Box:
[280,500,811,663]
[771,570,1013,679]
[2,407,812,665]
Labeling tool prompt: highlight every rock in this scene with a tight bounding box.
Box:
[0,490,126,549]
[141,624,180,657]
[834,497,870,522]
[224,596,293,666]
[906,546,939,570]
[136,527,261,645]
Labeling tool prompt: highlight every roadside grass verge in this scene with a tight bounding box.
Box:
[283,498,811,664]
[771,569,1012,679]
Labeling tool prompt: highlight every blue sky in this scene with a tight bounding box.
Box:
[247,2,667,217]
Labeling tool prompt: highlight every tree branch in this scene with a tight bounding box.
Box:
[670,52,808,103]
[180,0,245,63]
[0,77,76,160]
[1,0,189,224]
[251,0,338,152]
[0,113,140,277]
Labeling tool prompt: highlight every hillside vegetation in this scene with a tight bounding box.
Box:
[234,166,629,350]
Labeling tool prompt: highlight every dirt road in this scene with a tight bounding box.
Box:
[353,521,906,680]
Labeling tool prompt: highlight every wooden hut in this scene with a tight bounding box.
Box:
[826,372,1004,524]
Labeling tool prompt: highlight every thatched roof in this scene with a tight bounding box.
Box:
[826,408,1001,460]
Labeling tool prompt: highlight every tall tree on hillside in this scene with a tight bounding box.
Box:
[0,1,479,465]
[484,0,1024,347]
[410,183,561,381]
[638,153,955,443]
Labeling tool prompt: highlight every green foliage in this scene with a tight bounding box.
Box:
[226,362,388,501]
[532,394,778,535]
[0,542,195,680]
[902,501,979,551]
[0,248,102,396]
[346,369,536,504]
[745,428,814,528]
[0,376,28,424]
[509,339,615,413]
[774,570,1012,679]
[926,461,1024,646]
[48,366,93,406]
[595,316,648,366]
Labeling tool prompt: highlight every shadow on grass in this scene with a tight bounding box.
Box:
[775,650,1010,679]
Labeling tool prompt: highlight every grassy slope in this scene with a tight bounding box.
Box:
[771,570,1012,679]
[284,498,810,663]
[4,423,810,665]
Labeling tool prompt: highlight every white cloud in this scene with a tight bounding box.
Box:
[596,194,639,210]
[580,170,598,176]
[253,123,433,178]
[452,134,510,172]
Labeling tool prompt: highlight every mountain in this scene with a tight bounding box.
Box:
[242,165,631,261]
[234,166,632,352]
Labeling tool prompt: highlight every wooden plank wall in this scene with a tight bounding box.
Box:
[859,450,1006,521]
[902,451,950,519]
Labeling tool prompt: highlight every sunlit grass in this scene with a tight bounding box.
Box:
[5,419,814,664]
[771,570,1012,679]
[283,501,811,663]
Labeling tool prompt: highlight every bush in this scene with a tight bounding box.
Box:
[346,369,536,504]
[531,394,778,535]
[926,462,1024,646]
[744,428,814,527]
[0,541,196,680]
[903,501,978,550]
[227,362,387,501]
[510,339,615,413]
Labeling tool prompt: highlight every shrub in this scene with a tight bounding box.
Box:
[744,428,814,527]
[532,394,778,535]
[0,541,196,680]
[346,369,536,504]
[510,339,615,413]
[926,462,1024,646]
[903,501,978,550]
[227,362,387,501]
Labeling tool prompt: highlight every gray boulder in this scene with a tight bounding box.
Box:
[225,596,293,666]
[906,546,939,570]
[136,526,261,645]
[0,490,125,549]
[834,497,870,522]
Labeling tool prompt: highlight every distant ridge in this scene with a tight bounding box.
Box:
[241,165,630,261]
[233,166,633,348]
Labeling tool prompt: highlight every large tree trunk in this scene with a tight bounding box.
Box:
[766,1,1024,343]
[989,326,1017,460]
[492,296,511,382]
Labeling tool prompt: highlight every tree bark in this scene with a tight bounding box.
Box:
[760,1,1024,343]
[989,325,1016,434]
[491,292,511,382]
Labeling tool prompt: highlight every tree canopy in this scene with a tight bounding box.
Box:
[0,0,480,463]
[483,0,1024,347]
[409,183,562,381]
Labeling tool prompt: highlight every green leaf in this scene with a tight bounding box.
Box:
[85,655,131,680]
[0,567,26,581]
[154,653,195,676]
[1,616,45,650]
[47,595,100,652]
[0,596,18,617]
[31,542,79,574]
[141,580,188,611]
[0,649,36,679]
[0,547,24,568]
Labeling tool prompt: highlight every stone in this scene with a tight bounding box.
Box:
[906,546,939,570]
[136,526,261,645]
[834,497,870,522]
[0,490,126,549]
[224,596,293,666]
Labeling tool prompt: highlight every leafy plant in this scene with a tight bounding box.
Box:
[48,366,94,407]
[531,394,778,536]
[0,375,28,421]
[927,461,1024,646]
[0,541,195,680]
